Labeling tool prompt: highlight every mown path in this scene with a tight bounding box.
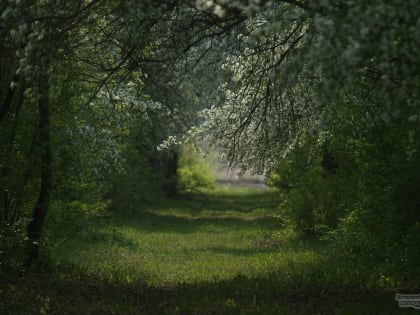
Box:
[2,189,400,314]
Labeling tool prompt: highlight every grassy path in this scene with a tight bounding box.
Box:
[57,189,316,286]
[1,189,405,314]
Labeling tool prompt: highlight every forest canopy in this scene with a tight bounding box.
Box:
[1,0,419,287]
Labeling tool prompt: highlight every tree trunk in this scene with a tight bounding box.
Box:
[321,150,337,178]
[26,72,52,263]
[0,78,17,123]
[165,149,178,196]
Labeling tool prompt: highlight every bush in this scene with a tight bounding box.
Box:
[177,145,215,192]
[0,218,28,270]
[269,138,347,236]
[44,200,108,239]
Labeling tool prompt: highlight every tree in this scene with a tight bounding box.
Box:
[1,0,245,262]
[192,0,420,277]
[0,0,167,262]
[1,0,102,261]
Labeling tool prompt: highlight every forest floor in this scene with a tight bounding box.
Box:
[0,188,412,314]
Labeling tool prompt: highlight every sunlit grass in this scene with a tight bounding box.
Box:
[53,188,325,286]
[1,187,402,314]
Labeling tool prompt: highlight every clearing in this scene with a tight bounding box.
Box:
[1,188,405,314]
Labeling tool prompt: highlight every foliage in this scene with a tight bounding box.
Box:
[0,0,190,262]
[267,136,345,236]
[177,145,216,192]
[44,200,108,240]
[192,0,420,284]
[0,217,28,271]
[1,0,419,302]
[109,111,178,209]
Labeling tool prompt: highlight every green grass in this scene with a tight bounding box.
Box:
[52,189,293,285]
[0,188,416,314]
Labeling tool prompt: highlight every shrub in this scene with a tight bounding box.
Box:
[177,145,215,192]
[44,200,108,239]
[269,139,347,236]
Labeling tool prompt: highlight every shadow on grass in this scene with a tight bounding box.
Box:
[109,189,285,234]
[3,190,413,314]
[1,264,402,315]
[0,266,169,315]
[142,189,283,214]
[122,211,285,234]
[206,245,281,255]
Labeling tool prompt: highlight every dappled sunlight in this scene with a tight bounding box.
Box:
[2,0,417,312]
[2,188,400,314]
[52,189,327,287]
